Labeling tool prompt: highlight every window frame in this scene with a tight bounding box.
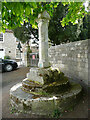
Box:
[0,33,4,42]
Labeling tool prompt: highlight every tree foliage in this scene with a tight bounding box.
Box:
[12,2,89,45]
[61,2,88,26]
[1,2,88,32]
[2,2,58,32]
[48,2,89,45]
[78,14,89,40]
[48,3,77,45]
[13,22,38,44]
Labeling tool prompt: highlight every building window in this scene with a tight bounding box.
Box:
[9,51,11,53]
[16,49,21,58]
[0,33,3,41]
[0,49,4,51]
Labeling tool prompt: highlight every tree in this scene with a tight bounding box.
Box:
[78,14,89,40]
[48,2,89,45]
[61,2,88,26]
[48,3,78,45]
[13,21,38,44]
[1,2,88,32]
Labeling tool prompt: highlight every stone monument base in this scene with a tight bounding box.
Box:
[10,80,82,116]
[27,67,50,84]
[38,61,50,69]
[10,67,83,116]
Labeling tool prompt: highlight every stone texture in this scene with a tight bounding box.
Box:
[36,11,50,68]
[1,32,17,59]
[49,40,89,85]
[27,68,50,84]
[10,81,82,116]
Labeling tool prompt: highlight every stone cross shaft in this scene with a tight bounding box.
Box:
[36,11,50,68]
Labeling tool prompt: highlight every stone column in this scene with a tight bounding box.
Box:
[36,11,50,68]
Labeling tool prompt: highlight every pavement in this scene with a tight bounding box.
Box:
[17,61,25,67]
[0,66,89,120]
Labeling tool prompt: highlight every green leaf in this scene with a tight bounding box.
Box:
[31,8,33,15]
[25,5,31,15]
[32,23,37,29]
[1,2,88,30]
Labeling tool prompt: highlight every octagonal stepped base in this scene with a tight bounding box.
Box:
[22,79,42,92]
[22,78,70,94]
[10,80,82,116]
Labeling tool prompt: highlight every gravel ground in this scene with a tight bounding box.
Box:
[1,67,89,120]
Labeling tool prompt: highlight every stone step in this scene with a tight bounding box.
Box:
[42,79,70,93]
[22,78,70,94]
[10,81,82,116]
[22,79,42,92]
[22,78,70,93]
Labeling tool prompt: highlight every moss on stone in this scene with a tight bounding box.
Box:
[43,69,68,85]
[42,69,70,93]
[22,69,71,94]
[21,87,49,96]
[24,79,43,86]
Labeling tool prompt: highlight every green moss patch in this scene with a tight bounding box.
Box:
[22,87,49,97]
[43,69,69,85]
[42,69,70,93]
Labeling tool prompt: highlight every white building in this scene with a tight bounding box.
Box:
[0,30,20,59]
[0,30,40,66]
[0,30,28,66]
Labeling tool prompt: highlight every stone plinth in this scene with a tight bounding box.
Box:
[10,81,82,116]
[27,67,50,84]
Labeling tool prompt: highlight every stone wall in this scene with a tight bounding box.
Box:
[49,40,88,86]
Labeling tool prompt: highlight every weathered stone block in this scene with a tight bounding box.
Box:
[27,68,50,84]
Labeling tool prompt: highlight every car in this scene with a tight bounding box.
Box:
[0,58,18,72]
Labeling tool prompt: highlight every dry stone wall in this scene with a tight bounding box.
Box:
[49,40,89,86]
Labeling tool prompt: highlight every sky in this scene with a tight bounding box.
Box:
[84,0,89,12]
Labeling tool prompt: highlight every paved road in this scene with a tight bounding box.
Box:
[1,67,30,119]
[1,67,89,119]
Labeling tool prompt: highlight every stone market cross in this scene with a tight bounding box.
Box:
[10,11,83,116]
[36,11,50,68]
[27,11,51,84]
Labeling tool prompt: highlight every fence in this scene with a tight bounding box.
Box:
[29,53,39,67]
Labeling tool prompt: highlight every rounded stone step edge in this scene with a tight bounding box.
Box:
[10,80,82,116]
[22,78,70,94]
[22,79,42,91]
